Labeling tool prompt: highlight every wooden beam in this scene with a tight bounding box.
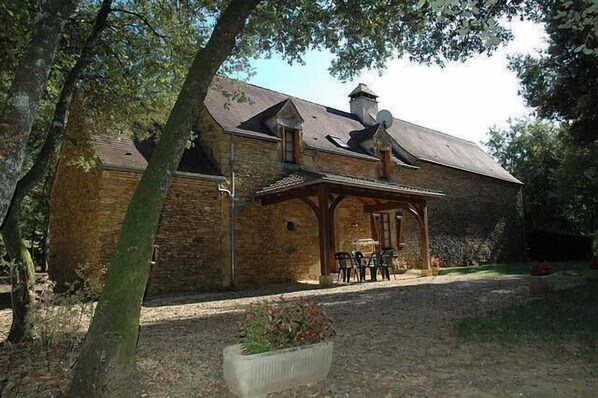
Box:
[298,197,319,219]
[363,201,412,213]
[329,195,346,212]
[259,185,317,206]
[328,183,431,203]
[317,185,331,276]
[419,202,431,271]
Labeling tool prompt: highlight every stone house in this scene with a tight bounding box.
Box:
[49,78,524,295]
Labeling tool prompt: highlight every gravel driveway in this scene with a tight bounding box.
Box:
[1,272,595,397]
[136,272,596,397]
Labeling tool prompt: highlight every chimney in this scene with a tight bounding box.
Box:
[349,83,378,125]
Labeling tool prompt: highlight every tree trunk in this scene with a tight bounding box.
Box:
[0,0,113,345]
[68,1,261,396]
[0,0,78,227]
[11,0,113,208]
[2,206,36,343]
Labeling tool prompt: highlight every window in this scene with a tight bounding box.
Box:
[326,134,350,149]
[281,127,300,163]
[371,213,392,249]
[378,149,392,179]
[395,212,405,249]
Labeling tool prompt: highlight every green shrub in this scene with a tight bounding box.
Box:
[238,297,335,355]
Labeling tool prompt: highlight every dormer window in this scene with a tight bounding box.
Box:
[282,127,300,164]
[378,149,392,179]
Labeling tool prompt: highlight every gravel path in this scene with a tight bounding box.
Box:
[1,272,596,397]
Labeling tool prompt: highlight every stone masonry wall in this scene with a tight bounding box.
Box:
[398,161,524,266]
[49,111,102,291]
[96,170,225,295]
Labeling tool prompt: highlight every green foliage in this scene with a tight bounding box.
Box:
[238,297,335,355]
[509,0,598,143]
[28,281,96,370]
[485,118,597,236]
[439,261,586,276]
[244,0,530,80]
[456,283,598,358]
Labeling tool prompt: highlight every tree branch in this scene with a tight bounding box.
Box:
[10,0,114,210]
[110,8,167,39]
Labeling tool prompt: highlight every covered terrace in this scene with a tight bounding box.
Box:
[255,170,445,286]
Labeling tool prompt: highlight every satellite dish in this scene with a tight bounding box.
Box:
[376,109,394,128]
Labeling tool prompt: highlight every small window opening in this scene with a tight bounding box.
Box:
[326,134,350,149]
[286,221,297,231]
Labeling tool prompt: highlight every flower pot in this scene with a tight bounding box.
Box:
[586,269,598,282]
[529,273,556,295]
[431,266,440,276]
[223,341,333,397]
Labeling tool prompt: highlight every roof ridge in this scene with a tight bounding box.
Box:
[393,117,479,146]
[217,76,360,121]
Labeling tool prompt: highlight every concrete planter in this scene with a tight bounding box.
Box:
[586,269,598,282]
[223,341,333,397]
[529,273,556,295]
[431,267,440,276]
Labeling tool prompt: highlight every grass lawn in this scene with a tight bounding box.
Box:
[439,261,587,277]
[456,281,598,359]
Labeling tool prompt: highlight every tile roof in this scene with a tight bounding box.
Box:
[255,169,444,199]
[205,78,521,184]
[93,135,222,177]
[386,119,521,184]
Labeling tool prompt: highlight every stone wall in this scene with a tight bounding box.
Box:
[51,105,524,294]
[96,170,226,295]
[48,111,102,291]
[304,149,378,180]
[398,161,524,266]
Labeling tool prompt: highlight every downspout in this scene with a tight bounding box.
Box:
[218,132,236,288]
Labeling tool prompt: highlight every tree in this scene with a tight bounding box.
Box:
[67,1,534,395]
[509,0,598,143]
[1,0,213,343]
[68,1,263,395]
[485,118,598,236]
[0,0,78,227]
[486,118,566,230]
[1,0,114,344]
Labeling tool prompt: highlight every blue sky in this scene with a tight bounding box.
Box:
[249,20,546,147]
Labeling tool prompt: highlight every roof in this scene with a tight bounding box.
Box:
[93,135,222,177]
[205,78,378,160]
[205,78,521,184]
[386,119,521,184]
[348,83,378,98]
[255,169,444,199]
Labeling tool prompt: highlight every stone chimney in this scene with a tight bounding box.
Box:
[349,83,378,125]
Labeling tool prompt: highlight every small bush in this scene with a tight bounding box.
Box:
[238,297,335,355]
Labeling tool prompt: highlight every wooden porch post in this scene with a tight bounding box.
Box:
[317,185,333,287]
[420,202,432,276]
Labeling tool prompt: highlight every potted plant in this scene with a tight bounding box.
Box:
[223,297,335,397]
[529,260,555,295]
[430,256,442,276]
[586,257,598,282]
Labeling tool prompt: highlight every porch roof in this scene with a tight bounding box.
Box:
[255,169,444,202]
